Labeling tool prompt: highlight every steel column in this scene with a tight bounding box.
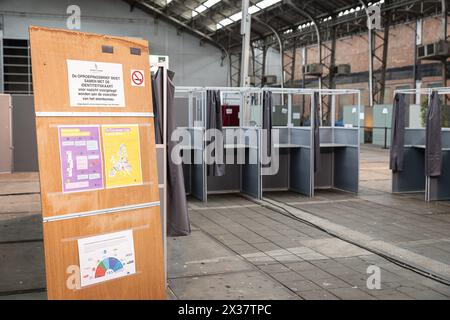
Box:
[377,13,390,104]
[359,0,374,108]
[288,39,297,87]
[240,0,251,87]
[442,0,448,88]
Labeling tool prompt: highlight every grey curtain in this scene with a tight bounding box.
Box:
[313,92,320,173]
[152,68,163,145]
[262,91,273,157]
[206,90,225,176]
[152,67,190,237]
[425,91,442,177]
[389,93,406,172]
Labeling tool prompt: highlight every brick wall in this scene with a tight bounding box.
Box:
[283,15,450,106]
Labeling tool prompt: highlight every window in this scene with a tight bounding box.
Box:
[2,39,33,94]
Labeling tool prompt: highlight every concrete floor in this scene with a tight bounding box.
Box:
[264,145,450,280]
[1,145,450,299]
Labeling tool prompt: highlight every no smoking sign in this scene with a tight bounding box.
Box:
[130,69,145,87]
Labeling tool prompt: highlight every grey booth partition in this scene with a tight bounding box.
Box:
[0,94,13,173]
[173,88,206,201]
[392,128,426,194]
[333,127,359,193]
[189,128,206,201]
[180,127,206,202]
[428,129,450,201]
[208,127,261,199]
[11,94,39,172]
[262,147,290,191]
[343,105,364,143]
[262,126,290,192]
[241,142,261,198]
[262,126,313,196]
[316,127,359,193]
[288,127,314,196]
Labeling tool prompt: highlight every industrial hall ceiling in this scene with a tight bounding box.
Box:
[124,0,449,52]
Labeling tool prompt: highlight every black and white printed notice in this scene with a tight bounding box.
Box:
[67,59,125,107]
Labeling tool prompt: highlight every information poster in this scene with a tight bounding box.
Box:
[67,59,125,107]
[58,126,104,193]
[77,229,136,287]
[101,124,143,188]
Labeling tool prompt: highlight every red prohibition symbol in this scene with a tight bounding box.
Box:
[131,70,144,85]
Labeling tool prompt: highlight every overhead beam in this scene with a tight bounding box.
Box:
[220,0,429,48]
[169,1,242,43]
[206,0,267,39]
[124,0,228,52]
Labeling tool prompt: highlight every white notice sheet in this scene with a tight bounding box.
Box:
[77,229,136,287]
[67,59,125,107]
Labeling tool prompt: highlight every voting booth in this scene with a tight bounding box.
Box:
[315,89,361,195]
[391,87,450,202]
[261,88,361,198]
[174,87,261,202]
[30,27,165,299]
[173,87,206,201]
[261,88,315,197]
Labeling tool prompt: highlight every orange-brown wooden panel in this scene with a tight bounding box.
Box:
[43,206,165,300]
[29,26,152,113]
[36,116,160,218]
[31,26,164,300]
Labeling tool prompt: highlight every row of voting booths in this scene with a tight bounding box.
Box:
[390,87,450,202]
[173,87,361,202]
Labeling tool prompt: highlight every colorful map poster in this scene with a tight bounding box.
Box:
[58,126,104,193]
[101,124,143,188]
[77,229,136,287]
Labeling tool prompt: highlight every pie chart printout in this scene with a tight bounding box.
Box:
[77,230,136,287]
[95,257,124,278]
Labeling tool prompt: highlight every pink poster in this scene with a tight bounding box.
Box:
[58,125,104,193]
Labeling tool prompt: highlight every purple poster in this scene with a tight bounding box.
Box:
[58,125,104,193]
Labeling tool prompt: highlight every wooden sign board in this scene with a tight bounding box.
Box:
[30,26,165,299]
